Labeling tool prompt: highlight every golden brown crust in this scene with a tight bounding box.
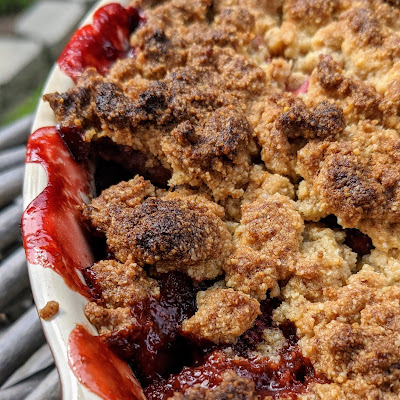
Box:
[307,55,397,127]
[224,246,279,301]
[282,225,356,303]
[224,194,303,300]
[181,288,260,344]
[122,197,232,280]
[82,175,156,232]
[277,100,345,140]
[89,259,160,308]
[297,123,400,251]
[385,0,400,7]
[84,302,140,336]
[284,0,339,27]
[46,0,400,398]
[38,301,59,320]
[168,370,257,400]
[164,104,253,200]
[276,267,400,399]
[84,178,232,281]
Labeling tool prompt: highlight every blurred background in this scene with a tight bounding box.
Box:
[0,1,95,399]
[0,0,96,124]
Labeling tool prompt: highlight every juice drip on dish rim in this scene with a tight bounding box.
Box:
[68,325,145,400]
[22,126,94,297]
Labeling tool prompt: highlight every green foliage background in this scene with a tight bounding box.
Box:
[0,0,33,14]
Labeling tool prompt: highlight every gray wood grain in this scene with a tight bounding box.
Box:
[0,307,45,385]
[0,115,33,151]
[24,368,61,400]
[0,146,26,172]
[0,247,29,310]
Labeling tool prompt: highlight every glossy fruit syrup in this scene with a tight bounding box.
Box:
[68,325,145,400]
[58,3,144,82]
[22,127,148,399]
[142,300,325,400]
[22,127,94,296]
[85,261,324,399]
[84,270,209,386]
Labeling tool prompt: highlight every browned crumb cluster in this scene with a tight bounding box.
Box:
[47,0,400,399]
[169,370,257,400]
[39,301,59,320]
[297,122,400,251]
[181,287,260,344]
[84,257,159,335]
[88,258,160,308]
[224,194,304,300]
[85,302,140,336]
[83,177,232,281]
[275,266,400,399]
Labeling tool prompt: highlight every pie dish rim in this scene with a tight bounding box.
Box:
[22,1,140,399]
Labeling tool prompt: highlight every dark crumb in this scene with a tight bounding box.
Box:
[320,214,340,230]
[168,370,256,400]
[39,301,60,320]
[385,0,400,6]
[344,228,374,257]
[278,100,345,140]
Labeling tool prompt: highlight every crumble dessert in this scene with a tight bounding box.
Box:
[39,300,60,320]
[44,0,400,398]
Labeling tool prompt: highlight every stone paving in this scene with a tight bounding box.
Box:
[0,0,96,120]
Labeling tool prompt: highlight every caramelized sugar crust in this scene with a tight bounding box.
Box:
[168,370,257,400]
[46,0,400,399]
[83,177,233,281]
[181,287,261,344]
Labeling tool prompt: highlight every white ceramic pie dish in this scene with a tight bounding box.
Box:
[22,1,146,399]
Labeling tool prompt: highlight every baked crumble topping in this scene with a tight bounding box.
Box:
[168,370,257,400]
[181,286,261,344]
[45,0,400,398]
[39,301,60,320]
[82,177,233,280]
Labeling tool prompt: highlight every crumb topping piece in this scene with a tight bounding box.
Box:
[123,197,232,280]
[224,194,304,300]
[297,123,400,251]
[276,267,400,399]
[82,175,156,232]
[165,104,254,200]
[84,177,232,281]
[168,370,256,400]
[85,302,140,337]
[83,257,159,336]
[308,55,400,130]
[277,100,345,140]
[283,225,357,303]
[181,288,260,344]
[88,258,160,308]
[38,301,59,320]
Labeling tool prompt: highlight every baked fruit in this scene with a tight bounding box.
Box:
[44,0,400,398]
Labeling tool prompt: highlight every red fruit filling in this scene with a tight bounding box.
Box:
[58,3,143,82]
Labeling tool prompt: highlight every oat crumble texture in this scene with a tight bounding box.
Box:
[45,0,400,398]
[39,301,59,320]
